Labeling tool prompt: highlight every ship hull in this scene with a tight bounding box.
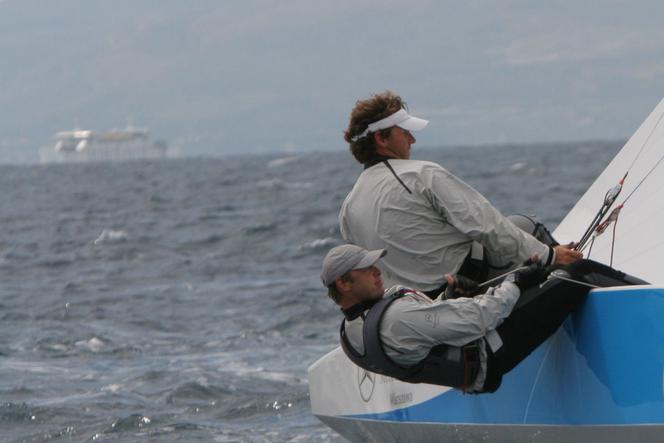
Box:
[39,141,166,163]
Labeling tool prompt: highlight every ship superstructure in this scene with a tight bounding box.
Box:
[40,126,167,163]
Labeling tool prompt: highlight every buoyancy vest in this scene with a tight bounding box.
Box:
[339,289,481,391]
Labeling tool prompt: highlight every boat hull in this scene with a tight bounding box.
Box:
[316,417,664,443]
[309,286,664,441]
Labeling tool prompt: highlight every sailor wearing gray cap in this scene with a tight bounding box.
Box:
[321,244,386,306]
[321,244,386,286]
[321,243,592,394]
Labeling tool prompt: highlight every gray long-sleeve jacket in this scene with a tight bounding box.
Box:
[339,160,551,292]
[344,282,521,393]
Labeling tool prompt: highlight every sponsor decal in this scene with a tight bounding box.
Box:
[379,375,394,385]
[424,312,439,327]
[390,392,413,406]
[357,367,376,402]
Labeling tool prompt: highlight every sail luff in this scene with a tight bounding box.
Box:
[554,98,664,284]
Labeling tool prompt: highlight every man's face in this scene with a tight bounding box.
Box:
[377,126,415,160]
[348,266,385,300]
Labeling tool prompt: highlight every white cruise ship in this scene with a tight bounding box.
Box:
[39,126,167,163]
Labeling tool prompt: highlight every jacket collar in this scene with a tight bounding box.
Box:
[363,154,398,169]
[341,298,381,321]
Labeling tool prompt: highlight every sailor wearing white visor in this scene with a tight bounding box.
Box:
[340,90,582,296]
[350,108,429,143]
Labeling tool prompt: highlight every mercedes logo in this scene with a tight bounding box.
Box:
[357,367,376,402]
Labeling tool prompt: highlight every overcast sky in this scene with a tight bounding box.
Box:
[1,0,664,163]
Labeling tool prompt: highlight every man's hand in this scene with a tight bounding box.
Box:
[511,257,548,291]
[554,242,583,265]
[444,274,481,299]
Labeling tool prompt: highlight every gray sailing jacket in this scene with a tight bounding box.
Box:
[344,283,520,393]
[339,159,551,291]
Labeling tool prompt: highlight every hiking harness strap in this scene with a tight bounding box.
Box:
[340,288,481,391]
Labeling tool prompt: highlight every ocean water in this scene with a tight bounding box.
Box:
[0,141,621,442]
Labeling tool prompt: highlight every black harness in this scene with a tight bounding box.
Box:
[339,289,481,391]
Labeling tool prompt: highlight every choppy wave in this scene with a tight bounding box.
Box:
[94,229,129,244]
[300,237,338,251]
[267,156,301,168]
[0,142,622,442]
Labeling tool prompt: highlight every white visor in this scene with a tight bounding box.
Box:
[352,109,429,141]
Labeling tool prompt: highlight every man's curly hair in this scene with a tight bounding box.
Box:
[344,91,406,164]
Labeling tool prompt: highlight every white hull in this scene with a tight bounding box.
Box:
[39,141,166,163]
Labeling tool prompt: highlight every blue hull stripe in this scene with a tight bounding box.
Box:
[346,288,664,425]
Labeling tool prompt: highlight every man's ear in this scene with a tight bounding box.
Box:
[373,131,387,149]
[335,275,352,292]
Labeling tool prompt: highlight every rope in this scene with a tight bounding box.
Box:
[548,274,600,289]
[478,266,529,288]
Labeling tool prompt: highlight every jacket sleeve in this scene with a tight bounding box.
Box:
[419,164,550,267]
[383,282,521,350]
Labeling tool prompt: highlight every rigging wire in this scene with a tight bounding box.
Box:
[610,216,619,267]
[626,106,664,172]
[575,175,625,251]
[575,107,664,254]
[585,236,595,258]
[621,151,664,205]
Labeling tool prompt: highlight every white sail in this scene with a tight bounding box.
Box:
[554,98,664,285]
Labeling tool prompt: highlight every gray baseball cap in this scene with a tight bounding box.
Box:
[321,244,387,287]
